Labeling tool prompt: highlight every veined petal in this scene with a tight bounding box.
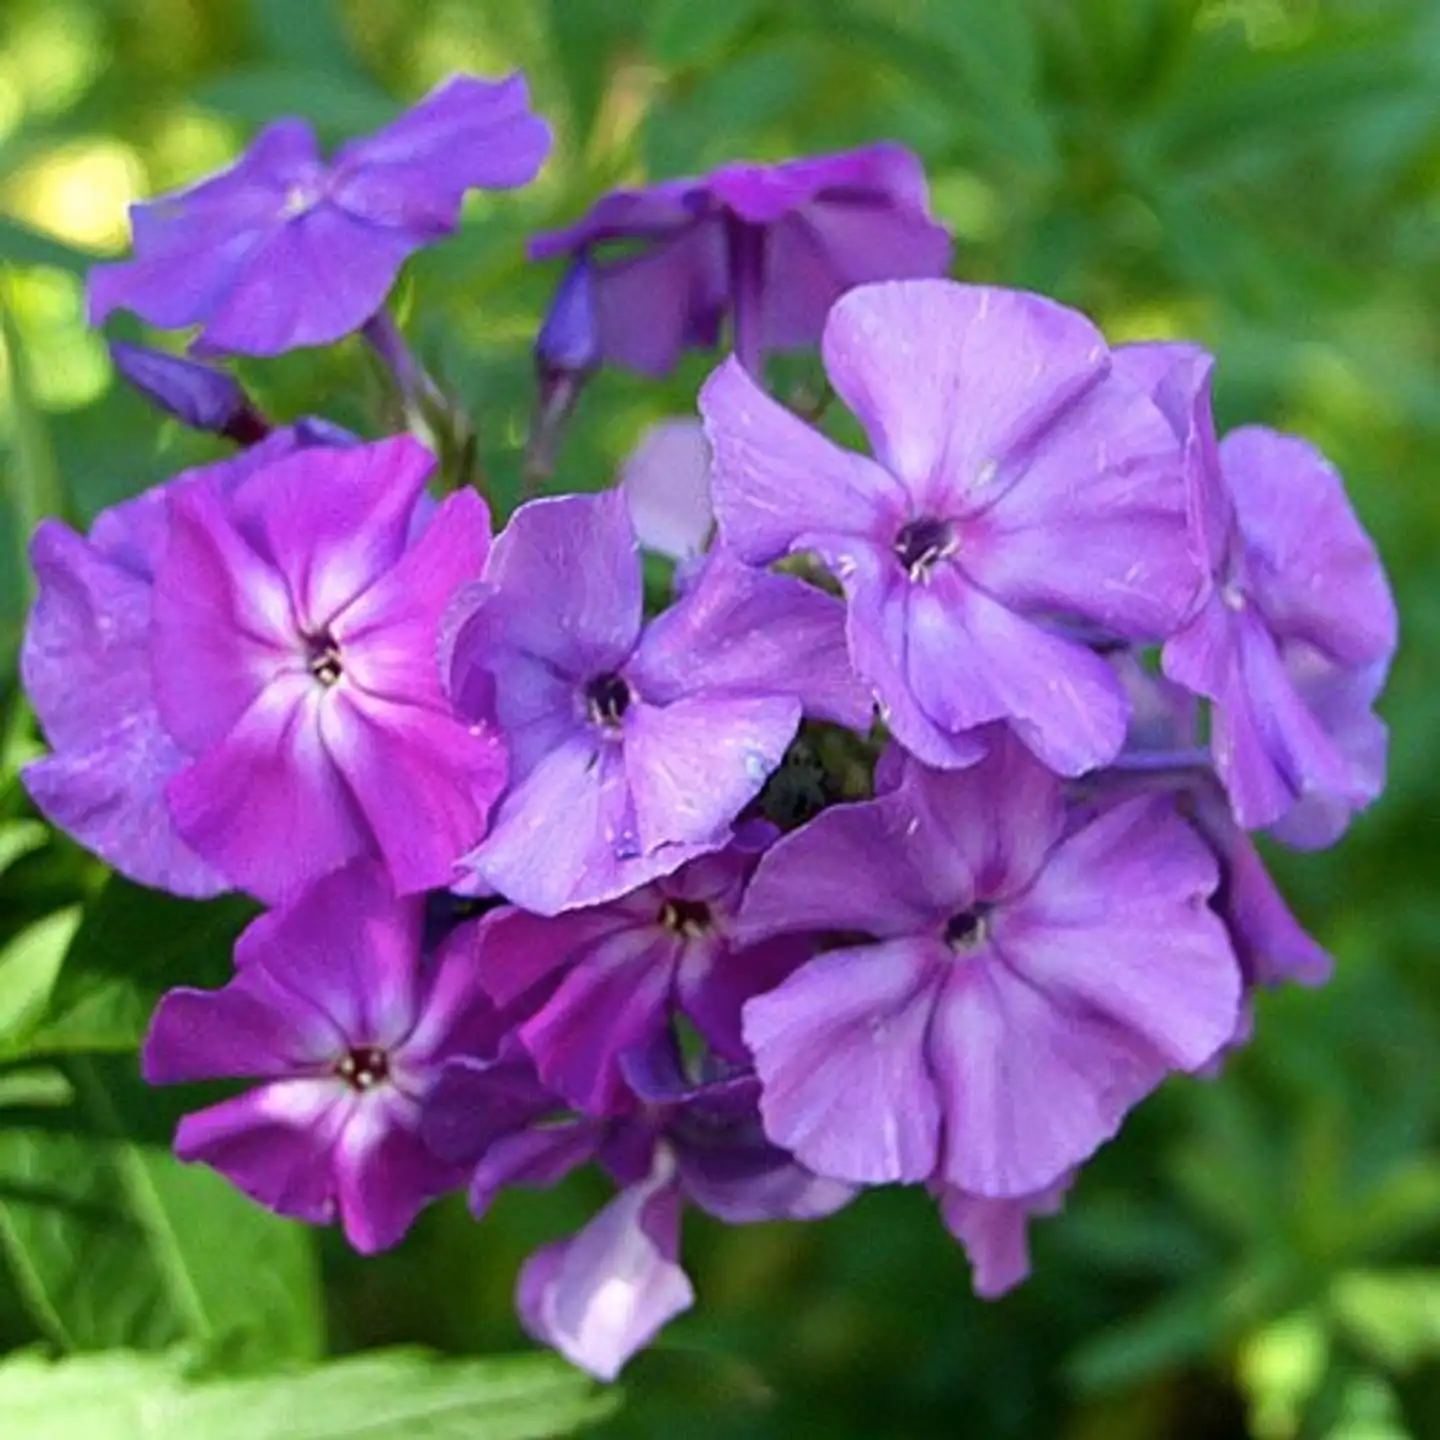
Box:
[744,939,945,1185]
[332,72,550,225]
[192,205,415,356]
[165,679,369,904]
[819,281,1107,511]
[518,1172,692,1382]
[151,482,296,755]
[702,356,906,564]
[965,366,1199,636]
[481,492,643,676]
[332,1097,462,1253]
[624,693,800,851]
[232,860,426,1047]
[174,1079,350,1228]
[1224,427,1396,666]
[930,956,1169,1198]
[998,795,1240,1069]
[633,554,871,727]
[229,436,436,634]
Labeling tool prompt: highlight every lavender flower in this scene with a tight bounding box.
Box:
[429,1050,851,1379]
[471,831,809,1114]
[1143,345,1397,831]
[142,862,503,1253]
[446,490,870,914]
[530,144,952,377]
[89,74,550,356]
[735,737,1241,1197]
[933,1176,1071,1299]
[151,436,505,903]
[702,280,1204,776]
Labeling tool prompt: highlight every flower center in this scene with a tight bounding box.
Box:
[659,898,713,939]
[894,516,957,579]
[944,904,992,953]
[305,631,343,687]
[585,672,631,729]
[335,1045,390,1092]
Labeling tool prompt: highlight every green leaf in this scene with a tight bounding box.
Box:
[0,1056,322,1363]
[0,906,80,1053]
[1331,1269,1440,1371]
[0,1346,616,1439]
[0,277,64,672]
[0,218,96,276]
[647,0,765,66]
[196,68,396,137]
[27,877,258,1057]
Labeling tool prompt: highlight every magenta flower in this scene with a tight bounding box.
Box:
[142,862,503,1253]
[89,73,550,356]
[702,280,1204,776]
[446,490,870,914]
[150,435,504,903]
[472,831,809,1114]
[530,143,952,377]
[1145,346,1397,831]
[21,429,333,897]
[736,738,1241,1197]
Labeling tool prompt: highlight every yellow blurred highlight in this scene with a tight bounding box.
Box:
[4,140,144,251]
[1237,1310,1328,1440]
[0,1,106,120]
[3,268,110,412]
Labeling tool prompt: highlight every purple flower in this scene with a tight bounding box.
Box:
[933,1176,1071,1300]
[735,737,1241,1197]
[530,144,952,377]
[21,429,331,897]
[108,339,269,444]
[619,418,714,581]
[89,73,550,356]
[151,435,505,903]
[431,1052,850,1379]
[471,831,809,1114]
[1146,347,1397,831]
[701,280,1203,776]
[142,862,502,1253]
[446,490,870,914]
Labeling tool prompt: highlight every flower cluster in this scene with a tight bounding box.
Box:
[21,71,1396,1381]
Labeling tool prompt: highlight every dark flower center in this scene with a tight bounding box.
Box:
[306,630,344,686]
[894,516,957,579]
[659,898,713,939]
[585,671,631,729]
[335,1045,390,1092]
[944,904,993,952]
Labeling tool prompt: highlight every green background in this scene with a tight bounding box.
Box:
[1,1,1438,1436]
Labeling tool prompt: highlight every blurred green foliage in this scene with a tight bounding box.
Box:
[2,0,1439,1435]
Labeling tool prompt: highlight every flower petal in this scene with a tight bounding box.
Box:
[165,682,370,905]
[517,1172,693,1382]
[744,939,944,1184]
[624,692,800,851]
[702,356,906,564]
[819,280,1107,509]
